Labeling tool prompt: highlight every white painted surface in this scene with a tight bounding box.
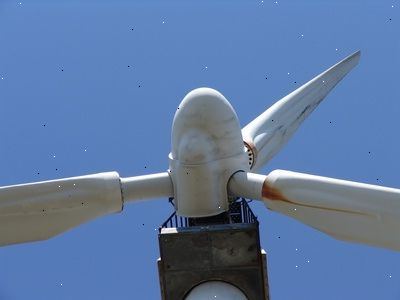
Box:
[229,170,400,251]
[242,51,361,171]
[169,88,249,217]
[228,171,265,200]
[185,281,248,300]
[121,172,173,203]
[0,172,122,246]
[0,171,174,246]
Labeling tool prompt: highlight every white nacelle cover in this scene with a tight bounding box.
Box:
[169,88,249,217]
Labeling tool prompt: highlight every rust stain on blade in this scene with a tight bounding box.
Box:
[262,179,288,202]
[262,179,370,216]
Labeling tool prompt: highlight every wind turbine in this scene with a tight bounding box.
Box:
[1,50,399,298]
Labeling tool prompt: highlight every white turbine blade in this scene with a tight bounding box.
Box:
[229,170,400,251]
[242,51,361,171]
[0,172,173,246]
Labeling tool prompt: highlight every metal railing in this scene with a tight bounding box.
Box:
[159,199,257,231]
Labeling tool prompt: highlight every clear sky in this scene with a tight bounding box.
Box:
[0,0,399,299]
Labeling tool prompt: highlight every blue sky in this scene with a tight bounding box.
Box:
[0,1,399,299]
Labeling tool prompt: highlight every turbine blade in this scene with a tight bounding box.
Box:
[0,172,173,246]
[229,170,400,251]
[242,51,361,171]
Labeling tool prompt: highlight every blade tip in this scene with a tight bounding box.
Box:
[347,50,361,65]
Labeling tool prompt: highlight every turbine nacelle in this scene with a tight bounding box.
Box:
[168,88,249,217]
